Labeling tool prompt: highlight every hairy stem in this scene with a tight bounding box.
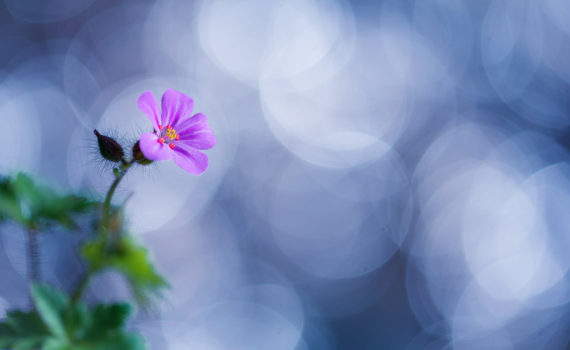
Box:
[72,160,133,303]
[27,228,40,306]
[27,228,40,284]
[102,161,132,231]
[71,272,90,303]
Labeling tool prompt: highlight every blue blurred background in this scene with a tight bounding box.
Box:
[1,0,570,348]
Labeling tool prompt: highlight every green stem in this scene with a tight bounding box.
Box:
[27,228,40,282]
[27,228,39,305]
[102,161,132,230]
[71,272,90,303]
[72,160,133,303]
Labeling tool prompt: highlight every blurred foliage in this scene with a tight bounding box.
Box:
[0,172,167,348]
[0,285,144,350]
[82,236,167,306]
[0,173,96,230]
[0,310,49,349]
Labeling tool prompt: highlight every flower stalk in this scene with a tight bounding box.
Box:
[71,271,90,303]
[26,229,39,282]
[26,228,40,301]
[72,157,133,303]
[102,160,132,232]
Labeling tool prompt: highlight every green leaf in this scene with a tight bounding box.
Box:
[0,287,145,350]
[91,304,131,332]
[14,338,45,350]
[0,323,16,347]
[77,302,143,350]
[5,310,48,335]
[62,303,90,341]
[38,194,95,229]
[32,284,69,340]
[42,337,70,350]
[0,172,96,230]
[70,332,144,350]
[0,176,25,224]
[79,302,143,350]
[82,236,167,306]
[0,311,50,349]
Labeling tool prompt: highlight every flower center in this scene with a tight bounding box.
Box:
[165,126,178,140]
[157,125,180,149]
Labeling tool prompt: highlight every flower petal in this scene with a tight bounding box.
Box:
[139,132,172,161]
[178,124,217,150]
[137,91,160,130]
[171,145,209,175]
[176,113,208,133]
[161,88,194,127]
[176,113,216,150]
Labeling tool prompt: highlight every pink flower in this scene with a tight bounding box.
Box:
[137,89,216,175]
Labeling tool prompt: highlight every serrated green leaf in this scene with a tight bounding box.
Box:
[0,311,50,349]
[79,302,143,350]
[111,237,167,287]
[81,239,105,272]
[0,176,25,224]
[63,303,90,341]
[42,337,70,350]
[0,323,15,346]
[91,303,132,332]
[72,332,145,350]
[0,172,96,230]
[32,285,69,340]
[82,236,167,306]
[5,310,48,335]
[0,289,146,350]
[0,323,22,348]
[14,338,45,350]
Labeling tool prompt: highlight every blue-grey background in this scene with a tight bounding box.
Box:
[1,0,570,349]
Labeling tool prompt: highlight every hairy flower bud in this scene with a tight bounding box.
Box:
[132,140,152,165]
[94,130,125,162]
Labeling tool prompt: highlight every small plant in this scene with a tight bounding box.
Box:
[0,89,216,350]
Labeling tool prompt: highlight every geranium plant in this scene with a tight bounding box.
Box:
[0,89,215,350]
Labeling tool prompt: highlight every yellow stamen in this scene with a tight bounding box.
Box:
[166,127,178,140]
